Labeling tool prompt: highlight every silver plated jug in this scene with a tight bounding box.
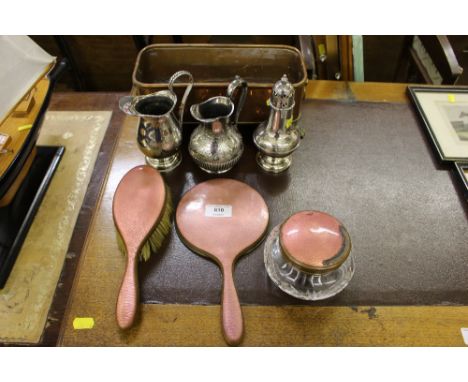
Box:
[119,70,193,172]
[189,76,247,174]
[253,74,300,173]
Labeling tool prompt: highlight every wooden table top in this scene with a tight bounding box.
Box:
[39,81,468,346]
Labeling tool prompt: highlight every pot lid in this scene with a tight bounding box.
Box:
[279,210,351,273]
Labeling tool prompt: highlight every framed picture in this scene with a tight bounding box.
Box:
[408,86,468,162]
[454,161,468,198]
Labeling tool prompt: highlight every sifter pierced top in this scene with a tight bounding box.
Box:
[270,74,295,110]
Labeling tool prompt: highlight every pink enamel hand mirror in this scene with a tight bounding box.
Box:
[175,178,269,345]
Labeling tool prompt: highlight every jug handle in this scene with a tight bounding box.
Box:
[168,70,194,128]
[226,75,248,126]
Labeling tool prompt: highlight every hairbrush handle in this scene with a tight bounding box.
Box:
[116,254,138,330]
[221,262,243,346]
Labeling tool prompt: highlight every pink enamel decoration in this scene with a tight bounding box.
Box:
[176,178,269,346]
[279,211,350,272]
[113,165,166,330]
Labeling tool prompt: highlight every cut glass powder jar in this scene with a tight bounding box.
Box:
[264,210,354,300]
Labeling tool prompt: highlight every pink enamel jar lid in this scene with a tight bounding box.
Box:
[279,210,351,273]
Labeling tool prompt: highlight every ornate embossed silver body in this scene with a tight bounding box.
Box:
[253,74,300,173]
[119,71,193,172]
[189,76,247,174]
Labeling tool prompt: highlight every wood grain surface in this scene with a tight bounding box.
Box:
[56,81,468,346]
[305,80,411,103]
[62,304,468,346]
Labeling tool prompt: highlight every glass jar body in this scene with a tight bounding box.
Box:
[264,224,355,300]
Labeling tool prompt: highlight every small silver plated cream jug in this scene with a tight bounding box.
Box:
[119,70,193,172]
[189,76,247,174]
[253,74,300,173]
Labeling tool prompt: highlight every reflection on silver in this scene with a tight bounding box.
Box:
[119,71,193,172]
[189,76,247,174]
[253,74,300,173]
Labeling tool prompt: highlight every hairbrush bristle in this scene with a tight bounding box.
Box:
[116,184,172,261]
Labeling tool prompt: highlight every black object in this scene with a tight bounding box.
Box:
[53,37,85,91]
[454,162,468,199]
[0,60,67,201]
[0,146,64,289]
[132,36,150,51]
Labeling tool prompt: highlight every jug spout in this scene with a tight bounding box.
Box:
[190,96,234,134]
[119,91,177,121]
[119,96,136,116]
